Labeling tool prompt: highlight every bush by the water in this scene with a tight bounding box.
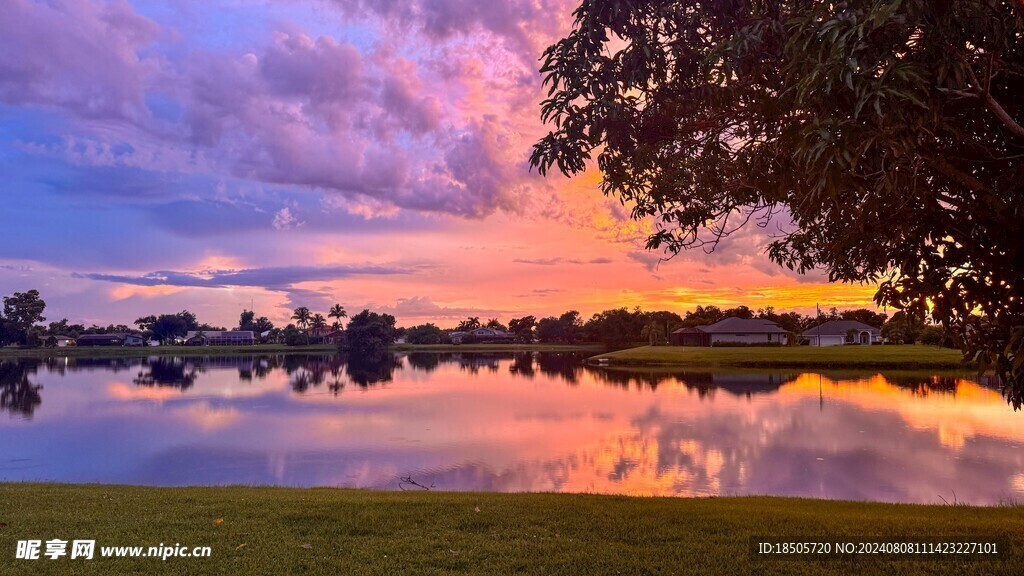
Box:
[344,310,397,358]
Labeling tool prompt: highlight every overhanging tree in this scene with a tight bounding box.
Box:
[531,0,1024,406]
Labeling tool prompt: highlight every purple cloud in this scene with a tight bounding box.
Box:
[367,296,510,322]
[0,0,160,120]
[72,264,414,290]
[1,0,549,219]
[513,257,613,266]
[330,0,573,63]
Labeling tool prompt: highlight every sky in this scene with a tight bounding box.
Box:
[0,0,880,329]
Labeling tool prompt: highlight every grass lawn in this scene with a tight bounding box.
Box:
[1,484,1021,575]
[592,344,966,370]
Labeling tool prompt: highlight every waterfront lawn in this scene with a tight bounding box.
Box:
[0,484,1021,575]
[592,344,966,370]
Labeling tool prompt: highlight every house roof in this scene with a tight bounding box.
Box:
[77,332,143,340]
[185,330,255,339]
[686,317,788,334]
[801,320,880,337]
[450,328,513,337]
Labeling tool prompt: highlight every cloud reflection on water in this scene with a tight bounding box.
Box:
[0,353,1020,505]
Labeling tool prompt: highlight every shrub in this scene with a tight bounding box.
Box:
[918,325,946,346]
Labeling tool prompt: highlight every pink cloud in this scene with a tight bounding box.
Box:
[330,0,576,63]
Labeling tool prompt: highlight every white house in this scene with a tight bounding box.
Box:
[801,320,882,346]
[670,317,788,346]
[49,335,75,347]
[449,327,515,344]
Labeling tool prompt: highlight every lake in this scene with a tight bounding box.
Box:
[2,352,1022,505]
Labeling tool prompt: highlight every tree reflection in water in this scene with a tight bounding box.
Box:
[134,357,200,390]
[884,374,963,397]
[405,352,440,373]
[281,354,399,392]
[509,352,535,378]
[0,360,43,419]
[3,352,1004,418]
[345,353,401,387]
[536,352,587,384]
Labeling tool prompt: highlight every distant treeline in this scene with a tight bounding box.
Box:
[401,305,950,347]
[1,289,949,350]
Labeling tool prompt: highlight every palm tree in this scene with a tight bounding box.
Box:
[311,314,327,340]
[640,322,665,346]
[291,307,311,344]
[328,304,347,331]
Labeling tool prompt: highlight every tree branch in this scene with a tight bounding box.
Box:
[978,91,1024,139]
[960,55,1024,139]
[928,157,995,196]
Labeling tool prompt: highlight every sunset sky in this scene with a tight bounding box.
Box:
[0,0,880,328]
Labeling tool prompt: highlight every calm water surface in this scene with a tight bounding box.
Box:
[2,353,1022,505]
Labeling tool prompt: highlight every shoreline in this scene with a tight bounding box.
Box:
[0,343,605,359]
[0,343,970,372]
[589,344,968,370]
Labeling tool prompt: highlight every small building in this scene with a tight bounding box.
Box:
[306,327,344,345]
[449,327,515,344]
[47,335,75,347]
[76,333,145,347]
[319,330,345,345]
[801,320,881,346]
[184,330,255,346]
[670,317,788,346]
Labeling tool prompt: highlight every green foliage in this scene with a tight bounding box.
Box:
[311,314,327,332]
[328,304,347,330]
[282,325,304,346]
[681,306,726,328]
[534,0,1024,405]
[291,307,311,330]
[404,323,447,345]
[485,318,508,332]
[253,316,274,334]
[146,311,200,342]
[536,311,583,344]
[455,317,482,331]
[508,316,537,343]
[239,309,255,331]
[840,308,888,329]
[882,310,926,345]
[45,319,85,338]
[134,315,157,332]
[919,325,946,346]
[345,310,397,359]
[1,290,46,345]
[583,308,645,347]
